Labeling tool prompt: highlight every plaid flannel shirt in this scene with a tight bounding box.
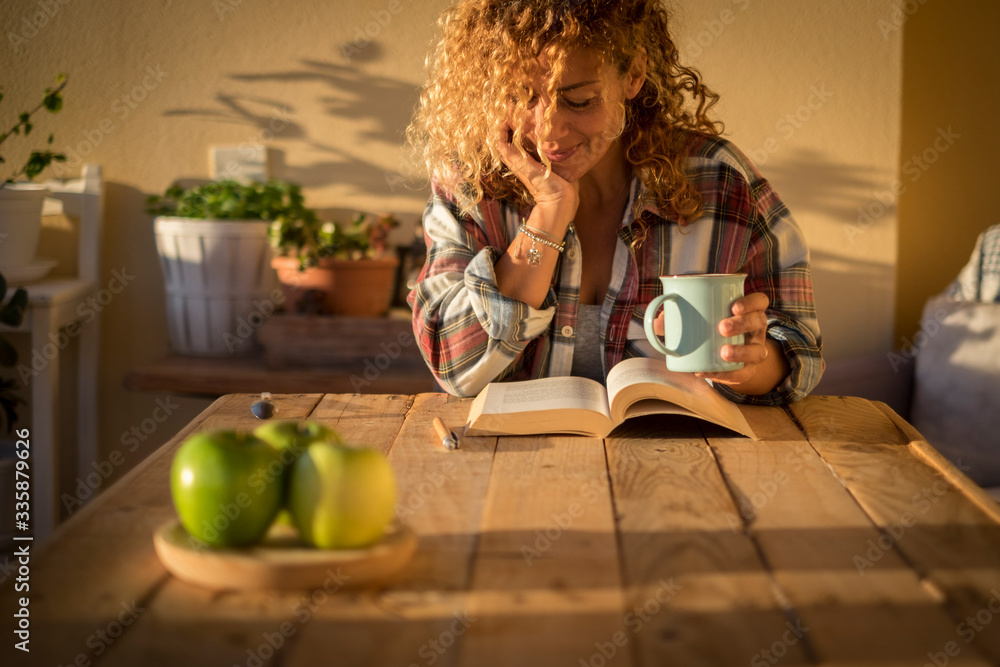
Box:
[408,131,823,404]
[946,224,1000,303]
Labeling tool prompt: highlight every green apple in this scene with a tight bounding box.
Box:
[253,420,341,525]
[289,443,397,549]
[170,429,284,547]
[253,420,341,459]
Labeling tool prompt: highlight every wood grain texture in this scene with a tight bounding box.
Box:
[873,400,1000,524]
[606,415,811,667]
[13,393,1000,667]
[712,404,993,666]
[288,393,497,667]
[5,394,323,666]
[99,394,417,667]
[458,432,627,667]
[790,396,1000,665]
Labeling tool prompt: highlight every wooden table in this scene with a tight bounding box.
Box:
[8,393,1000,666]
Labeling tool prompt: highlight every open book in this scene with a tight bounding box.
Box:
[464,357,756,439]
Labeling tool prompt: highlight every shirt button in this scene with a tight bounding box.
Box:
[561,325,574,337]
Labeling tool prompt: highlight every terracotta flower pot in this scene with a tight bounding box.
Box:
[271,256,338,315]
[326,256,400,317]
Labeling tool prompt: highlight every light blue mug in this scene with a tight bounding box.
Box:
[643,273,746,373]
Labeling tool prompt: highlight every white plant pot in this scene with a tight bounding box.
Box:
[154,217,278,356]
[0,184,49,268]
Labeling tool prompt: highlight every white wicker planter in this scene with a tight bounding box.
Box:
[0,184,48,268]
[154,217,277,356]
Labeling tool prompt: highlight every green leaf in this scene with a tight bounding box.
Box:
[0,287,27,327]
[0,336,18,367]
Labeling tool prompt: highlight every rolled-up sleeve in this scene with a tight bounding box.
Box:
[409,188,556,397]
[714,164,824,406]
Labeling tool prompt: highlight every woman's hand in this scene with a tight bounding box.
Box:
[496,126,579,218]
[492,126,579,308]
[652,291,789,395]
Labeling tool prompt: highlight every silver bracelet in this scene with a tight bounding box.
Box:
[517,224,565,266]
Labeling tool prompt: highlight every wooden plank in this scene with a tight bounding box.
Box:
[286,393,496,667]
[873,400,1000,524]
[97,394,416,667]
[7,393,323,667]
[711,403,993,666]
[455,431,628,667]
[124,353,436,397]
[606,414,812,666]
[790,396,1000,665]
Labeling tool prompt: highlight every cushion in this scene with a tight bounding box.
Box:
[911,296,1000,486]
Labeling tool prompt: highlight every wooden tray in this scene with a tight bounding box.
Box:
[153,520,417,591]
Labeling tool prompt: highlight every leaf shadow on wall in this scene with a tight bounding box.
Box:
[752,146,906,368]
[160,57,426,199]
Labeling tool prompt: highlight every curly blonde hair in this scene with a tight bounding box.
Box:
[407,0,723,223]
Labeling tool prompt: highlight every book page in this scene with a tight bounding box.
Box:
[606,357,756,438]
[480,376,612,418]
[464,375,617,436]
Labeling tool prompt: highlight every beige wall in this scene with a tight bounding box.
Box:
[2,1,903,491]
[673,0,903,361]
[895,0,1000,346]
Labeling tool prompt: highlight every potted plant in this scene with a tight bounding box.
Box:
[269,211,400,317]
[0,75,67,274]
[146,179,319,356]
[0,271,27,431]
[266,206,338,315]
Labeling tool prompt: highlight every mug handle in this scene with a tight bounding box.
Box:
[643,293,681,357]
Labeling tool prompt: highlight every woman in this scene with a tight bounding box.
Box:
[406,0,823,404]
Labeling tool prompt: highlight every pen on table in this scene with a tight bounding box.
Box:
[432,417,459,450]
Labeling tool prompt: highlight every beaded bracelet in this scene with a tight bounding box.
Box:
[522,223,561,242]
[517,224,565,266]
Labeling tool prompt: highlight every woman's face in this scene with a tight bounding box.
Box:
[516,47,645,184]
